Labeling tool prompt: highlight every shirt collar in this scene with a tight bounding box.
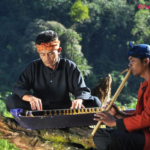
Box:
[141,77,150,91]
[41,57,60,72]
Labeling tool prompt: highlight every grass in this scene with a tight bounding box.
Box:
[0,92,19,150]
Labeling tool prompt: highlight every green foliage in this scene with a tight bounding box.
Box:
[115,101,122,107]
[110,70,138,105]
[60,28,92,77]
[0,139,19,150]
[70,0,89,23]
[0,0,147,108]
[132,9,150,44]
[0,92,13,118]
[0,99,13,118]
[126,101,137,109]
[0,95,18,149]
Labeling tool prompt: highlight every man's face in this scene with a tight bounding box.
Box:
[128,56,146,76]
[39,49,60,68]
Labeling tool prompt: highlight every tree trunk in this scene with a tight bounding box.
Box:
[0,114,96,150]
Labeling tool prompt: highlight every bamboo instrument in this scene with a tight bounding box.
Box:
[90,69,131,137]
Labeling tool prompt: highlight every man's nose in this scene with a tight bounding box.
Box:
[128,62,131,67]
[46,54,50,60]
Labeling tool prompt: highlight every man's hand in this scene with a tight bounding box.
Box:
[108,103,120,116]
[94,111,116,127]
[29,97,42,111]
[22,95,42,111]
[103,101,120,116]
[70,99,85,109]
[103,101,128,119]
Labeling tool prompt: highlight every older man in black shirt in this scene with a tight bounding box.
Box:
[5,30,101,111]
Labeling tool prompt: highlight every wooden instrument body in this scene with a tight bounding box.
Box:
[10,108,99,130]
[10,108,135,130]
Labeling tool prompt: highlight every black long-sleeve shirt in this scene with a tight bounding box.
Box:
[13,58,95,108]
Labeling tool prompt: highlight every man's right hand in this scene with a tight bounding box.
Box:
[103,101,119,116]
[104,101,128,119]
[108,103,120,116]
[22,95,42,111]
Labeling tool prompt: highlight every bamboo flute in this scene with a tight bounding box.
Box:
[90,69,131,137]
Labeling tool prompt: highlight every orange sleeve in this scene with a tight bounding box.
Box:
[124,98,150,132]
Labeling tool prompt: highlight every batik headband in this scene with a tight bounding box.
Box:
[36,37,60,53]
[127,42,150,59]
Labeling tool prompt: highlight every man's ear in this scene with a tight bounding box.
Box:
[147,58,149,64]
[144,58,150,65]
[58,47,62,53]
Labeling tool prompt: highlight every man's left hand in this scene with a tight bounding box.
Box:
[70,99,85,109]
[94,111,116,127]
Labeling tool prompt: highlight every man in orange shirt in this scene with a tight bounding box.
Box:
[93,42,150,150]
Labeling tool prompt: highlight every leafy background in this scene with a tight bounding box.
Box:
[0,0,149,149]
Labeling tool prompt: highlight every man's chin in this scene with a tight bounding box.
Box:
[132,72,139,77]
[44,63,53,67]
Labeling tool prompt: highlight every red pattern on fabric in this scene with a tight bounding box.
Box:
[36,38,60,53]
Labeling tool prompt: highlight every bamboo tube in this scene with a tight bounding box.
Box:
[44,111,47,116]
[122,106,125,111]
[29,111,34,117]
[59,110,62,115]
[63,110,66,115]
[89,108,91,113]
[92,108,95,113]
[73,109,76,115]
[70,109,72,115]
[54,110,57,115]
[90,69,131,137]
[49,111,52,116]
[81,109,84,114]
[96,108,99,113]
[78,109,80,114]
[67,110,69,115]
[85,108,87,113]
